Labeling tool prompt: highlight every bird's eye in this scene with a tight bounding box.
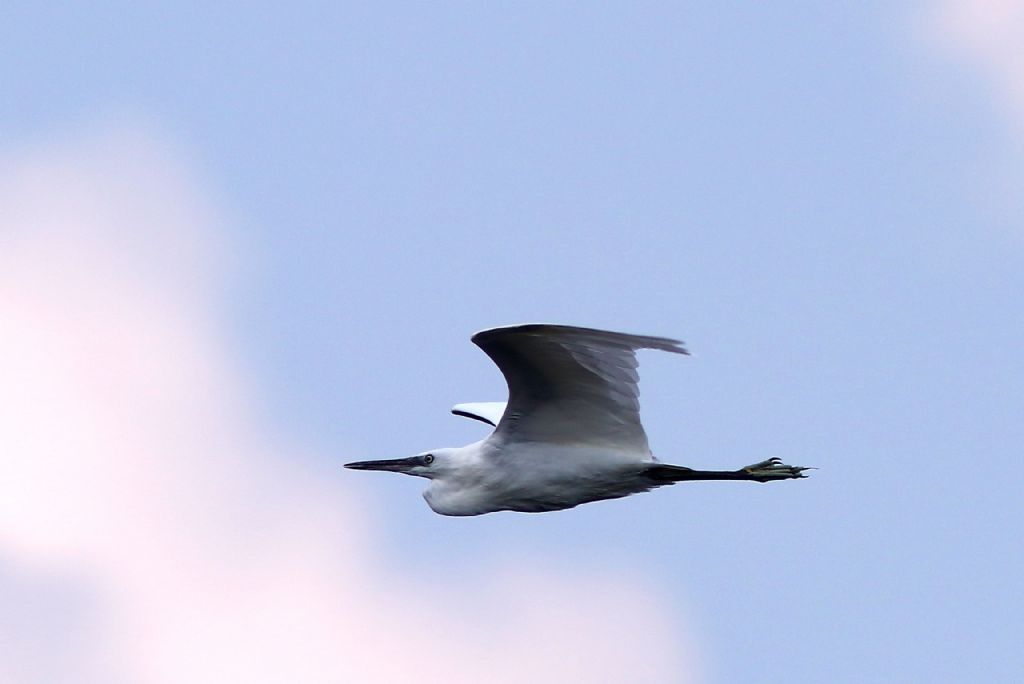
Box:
[423,454,435,465]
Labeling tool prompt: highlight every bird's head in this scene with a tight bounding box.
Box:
[344,447,458,480]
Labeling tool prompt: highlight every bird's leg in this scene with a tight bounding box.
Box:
[645,458,811,483]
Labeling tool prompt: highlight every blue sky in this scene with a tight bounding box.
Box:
[2,3,1022,682]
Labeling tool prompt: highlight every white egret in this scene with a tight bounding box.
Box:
[346,324,809,516]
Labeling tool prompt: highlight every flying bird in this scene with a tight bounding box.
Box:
[346,324,809,516]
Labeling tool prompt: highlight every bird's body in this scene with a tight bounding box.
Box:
[346,324,809,516]
[421,440,658,516]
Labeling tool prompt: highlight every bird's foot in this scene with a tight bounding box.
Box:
[741,457,812,482]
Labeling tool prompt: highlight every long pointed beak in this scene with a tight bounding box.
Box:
[344,457,420,472]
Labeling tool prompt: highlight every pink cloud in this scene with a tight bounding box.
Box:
[926,1,1024,137]
[0,124,696,683]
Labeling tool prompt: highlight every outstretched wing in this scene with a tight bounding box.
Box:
[451,402,507,427]
[471,324,688,450]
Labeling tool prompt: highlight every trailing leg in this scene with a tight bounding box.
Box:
[646,458,810,484]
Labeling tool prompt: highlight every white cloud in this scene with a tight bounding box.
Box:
[0,123,695,683]
[926,0,1024,138]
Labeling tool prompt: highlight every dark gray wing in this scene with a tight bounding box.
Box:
[471,324,688,450]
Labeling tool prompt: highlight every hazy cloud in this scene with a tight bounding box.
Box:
[0,123,694,683]
[926,0,1024,137]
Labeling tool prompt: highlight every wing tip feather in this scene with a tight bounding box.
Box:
[451,408,498,427]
